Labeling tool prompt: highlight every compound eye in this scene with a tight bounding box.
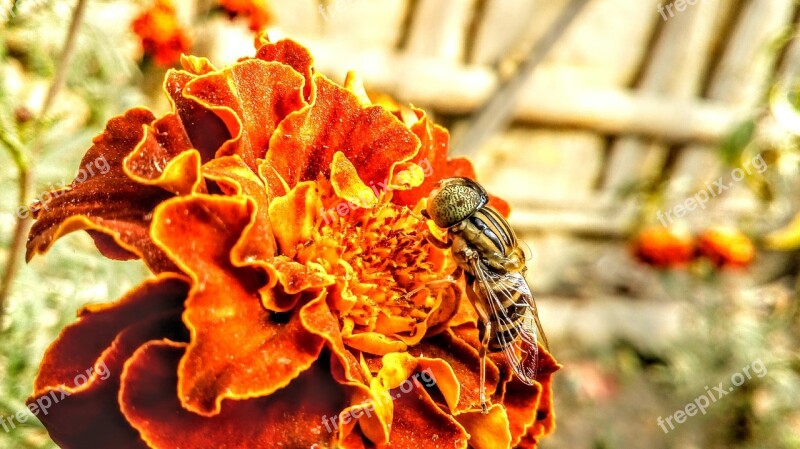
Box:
[426,177,488,228]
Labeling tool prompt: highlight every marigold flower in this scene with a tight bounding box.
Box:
[26,35,558,448]
[631,226,694,268]
[219,0,274,31]
[696,226,755,268]
[132,0,192,67]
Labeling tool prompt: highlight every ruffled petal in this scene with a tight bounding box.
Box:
[383,378,469,448]
[183,59,307,170]
[263,74,419,197]
[255,37,315,102]
[150,195,326,415]
[26,108,178,272]
[407,330,500,413]
[455,405,512,449]
[267,181,321,257]
[203,155,276,260]
[331,152,379,209]
[123,113,203,195]
[165,69,231,161]
[120,341,348,449]
[392,109,450,207]
[27,275,189,449]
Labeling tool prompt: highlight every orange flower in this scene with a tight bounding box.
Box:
[696,226,755,268]
[631,226,694,268]
[132,0,192,67]
[219,0,274,31]
[26,36,558,448]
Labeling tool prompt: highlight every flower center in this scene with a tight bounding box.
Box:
[295,192,457,349]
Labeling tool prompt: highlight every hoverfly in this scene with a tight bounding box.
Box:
[422,177,548,414]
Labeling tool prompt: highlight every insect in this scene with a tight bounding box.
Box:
[422,177,548,414]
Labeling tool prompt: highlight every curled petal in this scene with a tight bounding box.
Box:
[26,108,177,272]
[150,195,326,415]
[408,330,500,413]
[120,341,348,449]
[184,59,307,170]
[454,405,512,449]
[497,369,542,446]
[263,74,419,197]
[328,350,391,445]
[524,348,560,440]
[260,257,335,312]
[180,54,217,75]
[384,379,469,448]
[165,69,231,161]
[123,113,202,195]
[267,181,321,257]
[331,152,379,208]
[33,274,189,392]
[255,38,315,102]
[203,155,276,260]
[392,110,450,207]
[28,275,189,449]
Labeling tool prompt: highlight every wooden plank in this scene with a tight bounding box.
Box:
[404,0,477,62]
[604,0,731,192]
[318,0,407,50]
[670,0,796,214]
[306,41,740,142]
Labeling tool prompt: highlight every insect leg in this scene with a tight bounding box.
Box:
[479,319,491,414]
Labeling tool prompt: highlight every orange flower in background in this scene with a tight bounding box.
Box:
[631,226,695,268]
[132,0,192,67]
[26,36,558,448]
[696,226,755,268]
[220,0,274,31]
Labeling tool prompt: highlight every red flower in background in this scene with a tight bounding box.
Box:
[696,226,755,268]
[631,226,695,268]
[219,0,274,31]
[132,0,192,67]
[26,36,557,448]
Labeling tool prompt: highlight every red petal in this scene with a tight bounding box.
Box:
[267,181,320,257]
[384,379,469,448]
[150,195,326,415]
[183,59,307,171]
[255,38,315,102]
[120,341,349,449]
[123,113,202,195]
[28,275,189,449]
[408,330,500,413]
[392,110,450,207]
[26,108,178,272]
[203,155,276,260]
[262,75,419,197]
[165,69,231,161]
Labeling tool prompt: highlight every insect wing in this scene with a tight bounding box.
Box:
[472,264,545,385]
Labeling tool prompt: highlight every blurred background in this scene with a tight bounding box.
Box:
[1,0,800,448]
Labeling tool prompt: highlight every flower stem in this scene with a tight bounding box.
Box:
[0,0,87,323]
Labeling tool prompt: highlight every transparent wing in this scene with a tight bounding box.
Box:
[470,260,548,385]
